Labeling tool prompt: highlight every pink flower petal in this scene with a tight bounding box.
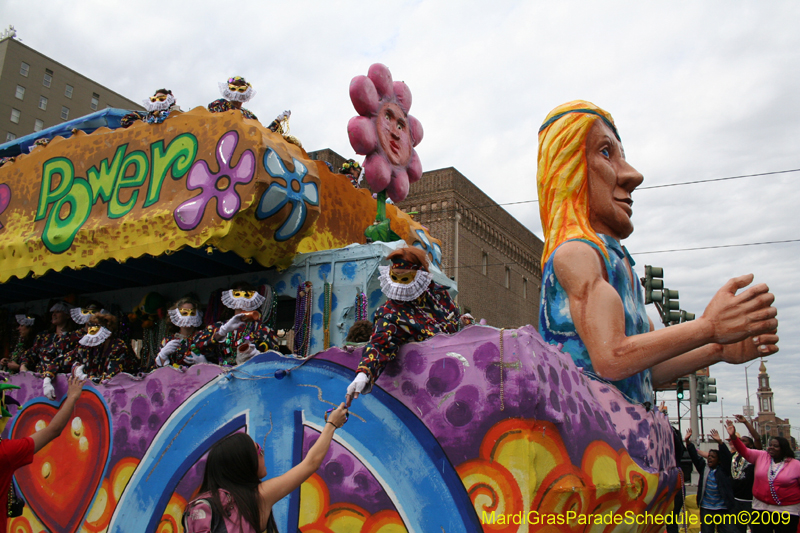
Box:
[368,63,394,99]
[386,168,409,202]
[230,150,256,184]
[364,153,392,192]
[217,131,239,166]
[185,161,213,190]
[348,116,378,155]
[350,76,380,117]
[393,81,412,114]
[407,151,422,183]
[408,115,424,147]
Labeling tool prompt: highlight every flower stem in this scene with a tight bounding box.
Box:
[376,190,387,223]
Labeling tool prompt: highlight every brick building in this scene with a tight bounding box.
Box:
[308,149,544,328]
[0,29,142,142]
[755,360,793,445]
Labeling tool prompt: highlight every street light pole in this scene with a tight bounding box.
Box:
[745,361,757,417]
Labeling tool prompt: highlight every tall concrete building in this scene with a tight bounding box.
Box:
[0,30,142,143]
[308,149,544,328]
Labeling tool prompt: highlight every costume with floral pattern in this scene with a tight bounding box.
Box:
[207,99,259,121]
[62,338,130,382]
[357,281,459,381]
[213,321,278,365]
[539,233,653,405]
[28,330,83,378]
[161,326,217,366]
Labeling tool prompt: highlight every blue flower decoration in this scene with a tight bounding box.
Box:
[256,148,319,241]
[413,229,442,269]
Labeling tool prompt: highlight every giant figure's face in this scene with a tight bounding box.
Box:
[586,120,643,241]
[377,102,412,166]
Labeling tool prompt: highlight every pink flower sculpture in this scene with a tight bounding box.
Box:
[348,63,424,202]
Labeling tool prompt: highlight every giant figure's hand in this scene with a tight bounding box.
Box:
[701,274,778,347]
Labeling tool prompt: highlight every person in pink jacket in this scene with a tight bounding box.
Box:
[727,420,800,532]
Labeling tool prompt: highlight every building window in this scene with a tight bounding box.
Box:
[15,85,25,100]
[10,109,20,124]
[762,398,769,412]
[65,84,74,98]
[482,252,488,275]
[39,96,48,110]
[6,132,16,142]
[90,93,99,111]
[760,377,766,388]
[765,424,770,434]
[60,106,69,120]
[523,278,528,299]
[34,119,44,132]
[43,69,53,88]
[20,62,29,77]
[505,267,511,289]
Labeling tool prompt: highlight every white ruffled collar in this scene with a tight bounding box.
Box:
[378,265,432,302]
[168,307,203,328]
[79,327,112,347]
[221,290,265,311]
[218,82,256,103]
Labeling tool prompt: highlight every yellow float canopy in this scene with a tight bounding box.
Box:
[0,108,440,289]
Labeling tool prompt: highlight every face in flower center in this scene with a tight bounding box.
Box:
[377,102,412,166]
[390,268,417,285]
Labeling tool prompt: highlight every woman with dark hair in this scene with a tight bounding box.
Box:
[1,313,45,372]
[156,297,216,368]
[346,246,460,404]
[727,420,800,532]
[183,403,349,532]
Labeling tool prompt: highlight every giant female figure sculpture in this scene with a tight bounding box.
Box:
[537,101,779,405]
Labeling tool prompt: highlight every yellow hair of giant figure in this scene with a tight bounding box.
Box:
[0,381,21,433]
[537,100,619,268]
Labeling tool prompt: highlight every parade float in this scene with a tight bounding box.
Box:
[0,65,680,532]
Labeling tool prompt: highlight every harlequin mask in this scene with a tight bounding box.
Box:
[70,307,107,325]
[15,314,35,327]
[390,269,418,285]
[221,289,265,311]
[378,265,432,302]
[219,77,256,103]
[168,306,203,328]
[144,91,176,113]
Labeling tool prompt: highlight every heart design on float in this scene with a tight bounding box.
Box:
[10,388,112,532]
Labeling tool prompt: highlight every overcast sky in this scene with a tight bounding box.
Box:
[2,0,798,435]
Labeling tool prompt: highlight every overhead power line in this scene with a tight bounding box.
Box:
[410,167,800,216]
[631,238,800,255]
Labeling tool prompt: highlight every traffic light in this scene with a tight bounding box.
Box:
[662,289,681,324]
[680,310,696,322]
[705,378,717,404]
[644,266,664,304]
[696,376,718,405]
[676,379,685,400]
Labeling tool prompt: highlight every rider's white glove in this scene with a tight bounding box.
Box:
[156,339,181,367]
[185,353,208,366]
[346,373,371,401]
[71,364,88,380]
[42,377,56,400]
[217,314,245,337]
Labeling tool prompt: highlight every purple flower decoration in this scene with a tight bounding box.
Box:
[174,131,255,231]
[0,184,10,230]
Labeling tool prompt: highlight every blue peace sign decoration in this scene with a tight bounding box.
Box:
[108,353,481,532]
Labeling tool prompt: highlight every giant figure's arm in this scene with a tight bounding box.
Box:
[554,241,779,385]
